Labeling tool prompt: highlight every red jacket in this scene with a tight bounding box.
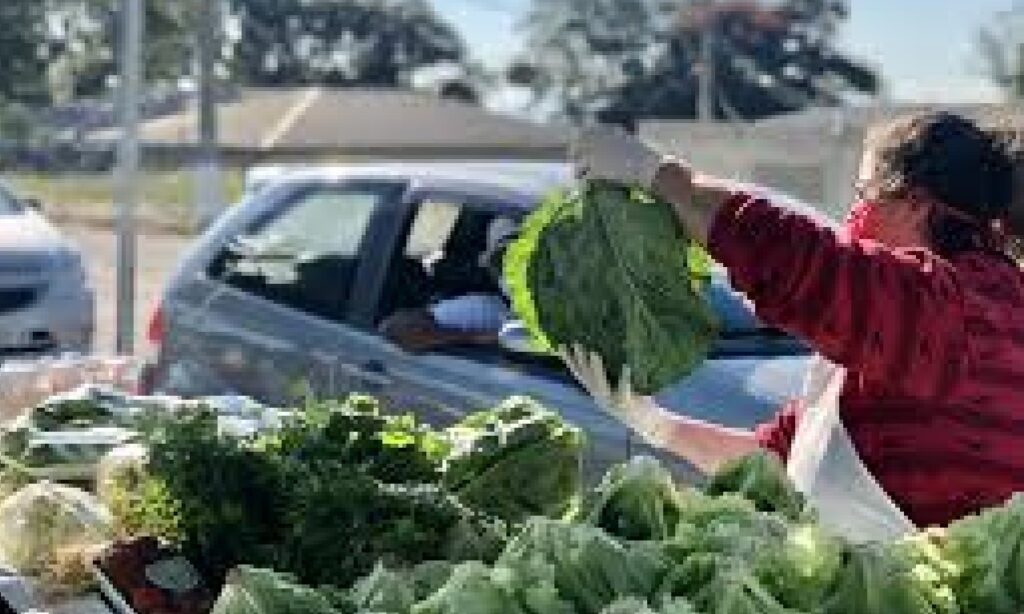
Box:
[707,193,1024,528]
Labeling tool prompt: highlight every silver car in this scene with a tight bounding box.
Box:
[0,185,93,358]
[144,162,811,477]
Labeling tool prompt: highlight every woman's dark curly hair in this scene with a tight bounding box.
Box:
[865,112,1014,257]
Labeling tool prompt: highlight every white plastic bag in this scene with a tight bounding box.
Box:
[95,444,149,509]
[0,482,113,574]
[0,356,144,425]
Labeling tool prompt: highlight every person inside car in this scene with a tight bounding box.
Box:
[563,112,1024,541]
[380,216,519,352]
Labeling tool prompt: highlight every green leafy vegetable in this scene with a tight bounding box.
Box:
[933,495,1024,614]
[443,396,583,522]
[266,394,450,485]
[210,566,342,614]
[753,524,844,611]
[278,472,505,587]
[504,181,719,394]
[349,563,417,613]
[703,452,806,521]
[113,396,512,589]
[584,456,686,541]
[498,517,670,614]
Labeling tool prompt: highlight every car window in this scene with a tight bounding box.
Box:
[376,199,500,321]
[404,201,462,266]
[374,198,578,383]
[208,184,393,323]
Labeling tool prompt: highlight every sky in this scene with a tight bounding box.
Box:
[429,0,1023,106]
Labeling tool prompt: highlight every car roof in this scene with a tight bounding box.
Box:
[247,161,574,208]
[244,161,837,227]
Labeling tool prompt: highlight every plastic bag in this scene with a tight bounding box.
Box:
[0,356,143,425]
[0,419,139,482]
[0,482,113,574]
[96,444,150,509]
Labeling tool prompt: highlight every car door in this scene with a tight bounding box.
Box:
[157,179,408,405]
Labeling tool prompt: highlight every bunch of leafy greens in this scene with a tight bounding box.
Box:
[210,566,342,614]
[497,517,670,614]
[582,455,686,541]
[703,451,807,521]
[277,475,505,587]
[504,180,719,394]
[202,452,1024,614]
[132,410,290,581]
[347,562,456,613]
[411,560,575,614]
[932,494,1024,613]
[263,394,451,484]
[113,396,514,588]
[443,396,583,523]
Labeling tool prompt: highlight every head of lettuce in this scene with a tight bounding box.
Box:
[503,180,719,395]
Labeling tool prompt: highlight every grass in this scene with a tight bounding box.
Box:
[7,169,245,207]
[5,169,245,233]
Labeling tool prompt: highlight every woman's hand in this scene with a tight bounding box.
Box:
[558,344,679,450]
[570,126,731,245]
[571,126,666,190]
[559,343,761,474]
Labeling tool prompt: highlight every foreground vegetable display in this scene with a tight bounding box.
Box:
[504,181,719,394]
[105,395,578,589]
[5,388,1024,614]
[194,445,1022,614]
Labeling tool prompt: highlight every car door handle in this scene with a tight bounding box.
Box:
[337,360,392,387]
[362,360,386,374]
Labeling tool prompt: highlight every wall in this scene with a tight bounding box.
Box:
[640,120,865,221]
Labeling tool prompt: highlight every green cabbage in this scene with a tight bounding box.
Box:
[504,181,719,394]
[498,517,670,614]
[753,524,844,611]
[210,566,342,614]
[350,564,417,613]
[584,456,686,541]
[934,495,1024,614]
[703,452,806,521]
[410,561,574,614]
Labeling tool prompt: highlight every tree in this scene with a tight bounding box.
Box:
[513,0,879,125]
[225,0,469,88]
[977,4,1024,99]
[46,0,195,98]
[0,1,54,105]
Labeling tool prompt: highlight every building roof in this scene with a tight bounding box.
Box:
[752,103,1024,133]
[89,87,569,156]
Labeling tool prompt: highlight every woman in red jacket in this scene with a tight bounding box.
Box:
[564,112,1021,540]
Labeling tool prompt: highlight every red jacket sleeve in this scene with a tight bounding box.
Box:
[707,194,969,400]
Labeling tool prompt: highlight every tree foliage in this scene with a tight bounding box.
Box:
[977,9,1024,100]
[0,1,57,104]
[225,0,468,88]
[0,0,474,104]
[45,0,194,99]
[514,0,880,124]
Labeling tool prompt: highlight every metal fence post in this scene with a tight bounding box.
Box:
[115,0,143,354]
